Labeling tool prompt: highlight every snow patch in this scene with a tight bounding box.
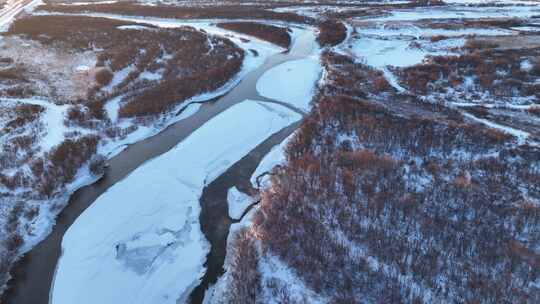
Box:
[257,58,322,112]
[250,132,295,188]
[227,187,254,220]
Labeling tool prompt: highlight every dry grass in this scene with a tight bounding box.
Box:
[317,19,347,47]
[216,22,291,48]
[3,104,43,133]
[0,67,26,81]
[397,47,540,97]
[528,106,540,117]
[94,68,113,87]
[465,39,499,50]
[7,15,244,118]
[0,35,98,102]
[38,2,312,24]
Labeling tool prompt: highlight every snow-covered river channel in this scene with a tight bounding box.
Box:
[4,22,320,304]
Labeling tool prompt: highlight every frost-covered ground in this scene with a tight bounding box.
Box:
[271,1,411,18]
[51,100,301,304]
[0,36,98,102]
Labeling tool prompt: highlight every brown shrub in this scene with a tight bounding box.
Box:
[430,35,447,42]
[66,106,87,123]
[484,128,511,145]
[86,99,105,120]
[454,171,472,188]
[531,61,540,76]
[373,75,391,92]
[11,135,34,152]
[4,233,23,253]
[0,67,26,80]
[118,51,243,117]
[226,229,261,302]
[95,68,113,87]
[38,3,311,24]
[217,22,291,48]
[465,39,499,50]
[5,86,30,97]
[5,104,43,132]
[0,57,13,64]
[317,19,347,47]
[224,35,540,303]
[89,154,106,176]
[465,106,490,118]
[47,135,99,184]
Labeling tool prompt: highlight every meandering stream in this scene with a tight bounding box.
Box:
[3,26,316,304]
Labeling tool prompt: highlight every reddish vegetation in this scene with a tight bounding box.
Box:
[9,15,244,119]
[0,133,101,293]
[89,154,106,176]
[217,22,291,48]
[42,135,100,195]
[317,19,347,47]
[0,67,25,81]
[228,95,538,302]
[1,133,99,196]
[226,229,261,302]
[0,104,43,190]
[320,51,393,97]
[2,104,43,133]
[8,16,135,50]
[430,35,447,42]
[94,68,113,87]
[38,3,311,24]
[397,48,540,98]
[464,39,499,50]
